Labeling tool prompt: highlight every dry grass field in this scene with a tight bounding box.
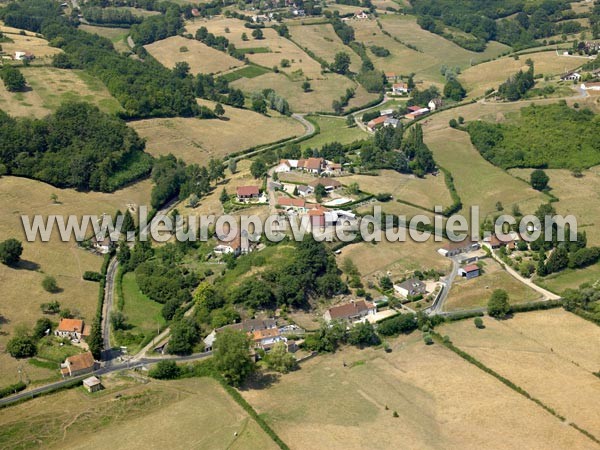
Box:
[0,23,62,62]
[338,238,451,284]
[144,36,243,75]
[459,51,588,98]
[372,15,510,83]
[130,99,304,165]
[232,71,376,113]
[419,104,548,219]
[440,310,600,440]
[0,376,279,449]
[510,166,600,246]
[0,176,152,386]
[0,66,123,118]
[444,258,542,311]
[188,17,323,78]
[342,170,453,210]
[288,23,362,73]
[242,333,595,449]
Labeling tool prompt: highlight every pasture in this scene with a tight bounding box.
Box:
[444,258,542,312]
[536,263,600,294]
[79,24,130,53]
[288,23,362,73]
[341,170,452,210]
[440,310,600,440]
[300,115,367,149]
[0,23,62,62]
[459,51,588,98]
[0,66,123,118]
[130,99,304,165]
[0,376,279,449]
[241,332,594,449]
[0,176,152,386]
[232,72,377,113]
[144,36,243,75]
[420,104,548,219]
[510,166,600,246]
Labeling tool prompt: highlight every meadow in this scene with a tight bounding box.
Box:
[0,376,279,449]
[0,176,152,386]
[242,331,594,449]
[144,36,243,75]
[459,51,588,98]
[440,310,600,440]
[444,258,542,311]
[300,115,367,149]
[288,23,362,73]
[79,24,130,53]
[0,23,62,63]
[129,99,304,165]
[0,67,123,118]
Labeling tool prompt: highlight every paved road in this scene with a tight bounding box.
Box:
[352,95,388,133]
[0,352,212,407]
[428,257,459,314]
[101,258,118,357]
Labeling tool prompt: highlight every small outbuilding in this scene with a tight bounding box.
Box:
[459,264,480,279]
[83,376,103,393]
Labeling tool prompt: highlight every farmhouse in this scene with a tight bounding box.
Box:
[367,116,387,132]
[394,278,427,298]
[14,51,34,61]
[251,328,285,351]
[405,106,430,120]
[55,318,88,341]
[384,117,399,128]
[236,185,260,202]
[298,157,325,174]
[274,159,295,173]
[323,161,343,175]
[309,178,342,191]
[380,109,394,117]
[354,11,369,20]
[296,185,314,197]
[92,231,120,254]
[561,71,581,81]
[214,232,254,256]
[324,300,376,323]
[483,234,516,250]
[428,98,443,111]
[190,8,200,16]
[385,72,398,82]
[204,318,278,351]
[458,264,480,279]
[392,82,409,95]
[60,352,97,377]
[438,238,480,257]
[83,376,103,393]
[278,196,307,211]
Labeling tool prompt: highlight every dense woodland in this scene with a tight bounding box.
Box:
[467,103,600,170]
[0,102,152,191]
[412,0,586,50]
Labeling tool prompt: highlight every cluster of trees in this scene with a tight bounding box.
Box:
[82,7,143,26]
[563,282,600,320]
[0,66,26,92]
[487,289,510,318]
[250,89,291,115]
[360,124,436,177]
[443,78,466,102]
[194,26,245,61]
[129,6,183,45]
[407,86,439,107]
[6,318,54,358]
[0,0,61,33]
[194,73,245,109]
[0,102,153,192]
[304,320,380,352]
[497,63,535,101]
[413,0,575,50]
[370,45,390,57]
[330,51,351,75]
[332,87,355,114]
[331,16,355,44]
[467,103,600,170]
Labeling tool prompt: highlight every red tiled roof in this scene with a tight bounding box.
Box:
[64,352,95,372]
[368,116,387,126]
[407,105,423,112]
[299,158,323,170]
[463,264,479,272]
[393,82,407,88]
[251,328,280,341]
[278,197,305,208]
[237,186,260,196]
[327,300,374,320]
[57,318,84,333]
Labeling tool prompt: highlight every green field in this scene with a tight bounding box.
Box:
[536,263,600,294]
[301,115,368,150]
[222,65,272,82]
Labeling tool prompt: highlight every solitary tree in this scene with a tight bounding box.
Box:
[252,28,264,40]
[1,66,26,92]
[250,159,267,179]
[6,328,37,358]
[214,103,225,117]
[111,311,128,331]
[331,52,351,74]
[302,81,311,92]
[474,317,485,329]
[530,169,549,191]
[487,289,510,318]
[241,32,248,41]
[0,238,23,266]
[42,276,59,293]
[314,183,327,202]
[213,328,255,385]
[149,360,181,379]
[228,158,237,174]
[264,341,298,373]
[220,188,229,204]
[33,318,53,339]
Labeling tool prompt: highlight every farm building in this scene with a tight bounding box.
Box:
[561,71,581,81]
[385,72,399,82]
[236,186,260,201]
[483,234,516,250]
[391,82,409,95]
[323,300,376,323]
[296,185,314,197]
[204,318,279,351]
[380,109,394,117]
[308,178,342,191]
[277,196,307,211]
[214,233,253,256]
[405,106,430,120]
[367,116,387,131]
[298,157,325,174]
[458,264,480,279]
[428,98,443,111]
[55,318,88,341]
[60,352,97,377]
[394,278,427,298]
[581,82,600,91]
[384,117,399,128]
[438,239,480,257]
[83,376,103,393]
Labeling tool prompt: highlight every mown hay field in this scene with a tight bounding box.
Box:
[459,51,588,98]
[0,66,123,118]
[242,332,595,450]
[130,99,304,165]
[300,115,367,149]
[440,309,600,440]
[144,35,244,75]
[288,23,362,72]
[0,176,152,386]
[444,258,542,311]
[0,23,62,62]
[0,376,279,450]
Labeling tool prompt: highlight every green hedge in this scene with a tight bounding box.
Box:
[438,166,462,216]
[0,381,26,399]
[83,271,103,282]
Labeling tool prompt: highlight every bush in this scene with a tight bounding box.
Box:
[487,289,510,318]
[0,238,23,266]
[83,271,103,282]
[42,276,59,293]
[474,317,485,329]
[6,334,37,358]
[148,360,182,379]
[377,314,417,336]
[423,334,434,345]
